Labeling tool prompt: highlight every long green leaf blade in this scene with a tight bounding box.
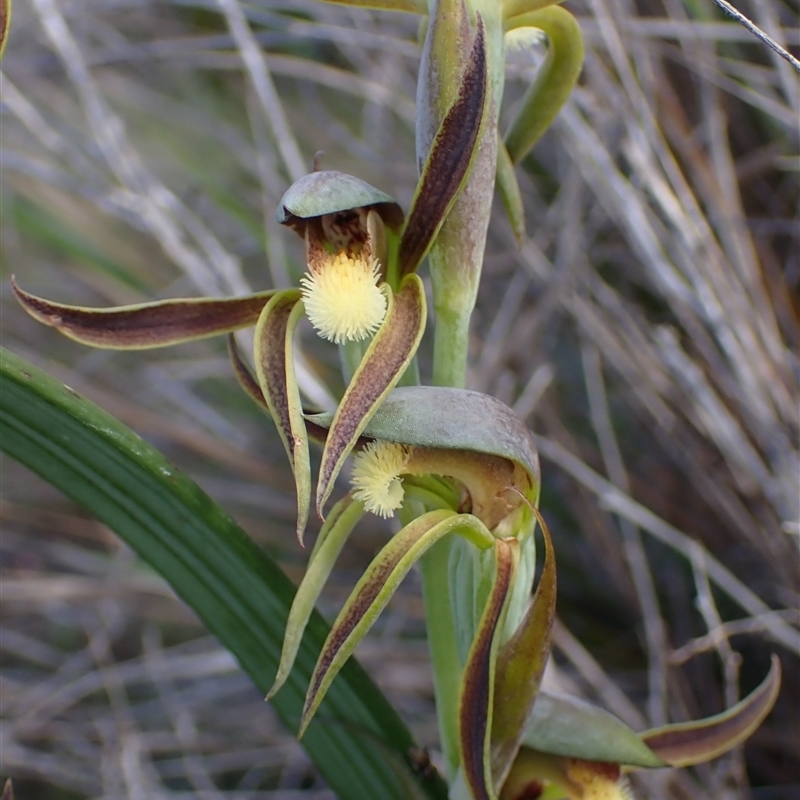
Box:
[0,346,448,800]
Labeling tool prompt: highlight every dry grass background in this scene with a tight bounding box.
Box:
[0,0,798,797]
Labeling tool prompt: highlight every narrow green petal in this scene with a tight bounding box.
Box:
[12,278,274,349]
[299,511,496,737]
[495,135,526,244]
[399,16,489,276]
[503,6,585,164]
[459,538,520,800]
[254,290,311,544]
[316,274,426,518]
[641,655,781,767]
[268,494,366,700]
[491,509,556,786]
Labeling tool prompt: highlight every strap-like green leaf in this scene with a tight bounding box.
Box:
[254,290,311,543]
[399,15,489,276]
[459,538,520,800]
[0,346,449,800]
[12,278,274,349]
[641,655,781,767]
[316,274,426,518]
[269,494,366,700]
[503,6,584,165]
[491,509,556,786]
[300,511,497,737]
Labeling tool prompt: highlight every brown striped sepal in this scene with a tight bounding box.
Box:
[12,278,275,350]
[459,538,520,800]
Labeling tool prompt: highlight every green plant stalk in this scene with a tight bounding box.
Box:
[432,307,471,389]
[419,0,504,783]
[421,262,474,783]
[420,535,463,780]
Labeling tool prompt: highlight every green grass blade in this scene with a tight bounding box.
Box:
[0,346,448,800]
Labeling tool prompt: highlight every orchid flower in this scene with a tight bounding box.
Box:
[265,386,550,799]
[263,384,782,800]
[12,13,489,545]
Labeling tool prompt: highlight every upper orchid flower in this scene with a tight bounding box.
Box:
[12,14,490,544]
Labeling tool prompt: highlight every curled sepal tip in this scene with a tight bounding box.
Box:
[298,510,496,738]
[315,273,426,519]
[503,6,585,165]
[267,494,366,701]
[641,654,781,767]
[459,538,520,800]
[491,507,556,787]
[253,291,311,544]
[12,277,275,350]
[399,14,489,276]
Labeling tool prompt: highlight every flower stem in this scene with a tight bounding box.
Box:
[419,299,473,780]
[432,306,470,388]
[420,536,462,780]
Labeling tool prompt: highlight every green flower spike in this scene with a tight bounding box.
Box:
[11,17,488,544]
[500,656,782,800]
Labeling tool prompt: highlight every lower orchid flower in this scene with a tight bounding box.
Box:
[264,386,558,800]
[265,386,781,800]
